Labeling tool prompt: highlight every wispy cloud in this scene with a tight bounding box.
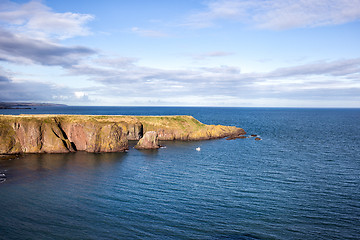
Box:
[0,0,94,39]
[192,51,234,60]
[268,58,360,78]
[94,57,138,69]
[185,0,360,30]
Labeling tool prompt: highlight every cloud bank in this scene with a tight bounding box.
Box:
[0,28,95,66]
[63,57,360,106]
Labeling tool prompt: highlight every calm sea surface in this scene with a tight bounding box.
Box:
[0,107,359,240]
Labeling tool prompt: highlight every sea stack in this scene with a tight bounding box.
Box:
[134,131,160,149]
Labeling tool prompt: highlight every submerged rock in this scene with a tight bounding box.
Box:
[226,135,248,140]
[135,131,160,149]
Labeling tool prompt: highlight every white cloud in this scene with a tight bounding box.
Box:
[0,1,96,67]
[0,0,94,39]
[74,91,85,98]
[185,0,360,30]
[94,57,138,69]
[192,51,234,60]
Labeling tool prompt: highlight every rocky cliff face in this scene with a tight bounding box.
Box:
[0,115,245,154]
[136,115,245,141]
[135,131,160,149]
[60,121,128,152]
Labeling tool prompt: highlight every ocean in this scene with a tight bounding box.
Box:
[0,107,359,240]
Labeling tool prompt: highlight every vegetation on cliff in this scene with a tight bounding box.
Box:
[0,114,245,154]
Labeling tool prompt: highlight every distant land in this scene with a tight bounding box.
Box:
[0,102,67,109]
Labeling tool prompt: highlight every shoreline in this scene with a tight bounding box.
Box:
[0,114,245,154]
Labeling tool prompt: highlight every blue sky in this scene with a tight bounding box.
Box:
[0,0,360,107]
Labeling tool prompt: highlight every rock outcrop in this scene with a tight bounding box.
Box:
[226,135,248,140]
[135,131,160,149]
[135,115,245,141]
[0,114,246,154]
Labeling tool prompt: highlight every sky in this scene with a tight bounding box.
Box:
[0,0,360,107]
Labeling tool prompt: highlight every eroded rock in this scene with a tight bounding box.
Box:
[135,131,160,149]
[127,123,143,140]
[226,135,248,140]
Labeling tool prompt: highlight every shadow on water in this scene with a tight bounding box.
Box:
[0,151,126,184]
[128,139,210,159]
[135,149,160,156]
[0,139,209,184]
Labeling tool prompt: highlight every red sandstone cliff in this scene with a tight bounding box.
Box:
[0,115,245,154]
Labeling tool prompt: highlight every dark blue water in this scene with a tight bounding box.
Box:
[1,107,359,240]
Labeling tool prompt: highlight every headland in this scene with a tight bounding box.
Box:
[0,114,245,154]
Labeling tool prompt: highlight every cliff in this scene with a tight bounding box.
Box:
[0,115,245,154]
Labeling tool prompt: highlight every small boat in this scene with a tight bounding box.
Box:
[196,147,201,151]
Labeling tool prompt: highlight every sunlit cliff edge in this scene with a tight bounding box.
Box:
[0,115,245,154]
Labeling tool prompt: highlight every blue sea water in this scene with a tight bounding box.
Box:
[0,107,359,240]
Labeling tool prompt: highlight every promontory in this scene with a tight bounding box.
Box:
[0,114,246,154]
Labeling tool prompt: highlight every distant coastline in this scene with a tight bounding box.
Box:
[0,102,67,109]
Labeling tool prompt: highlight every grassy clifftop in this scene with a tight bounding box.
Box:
[0,114,245,154]
[136,115,245,140]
